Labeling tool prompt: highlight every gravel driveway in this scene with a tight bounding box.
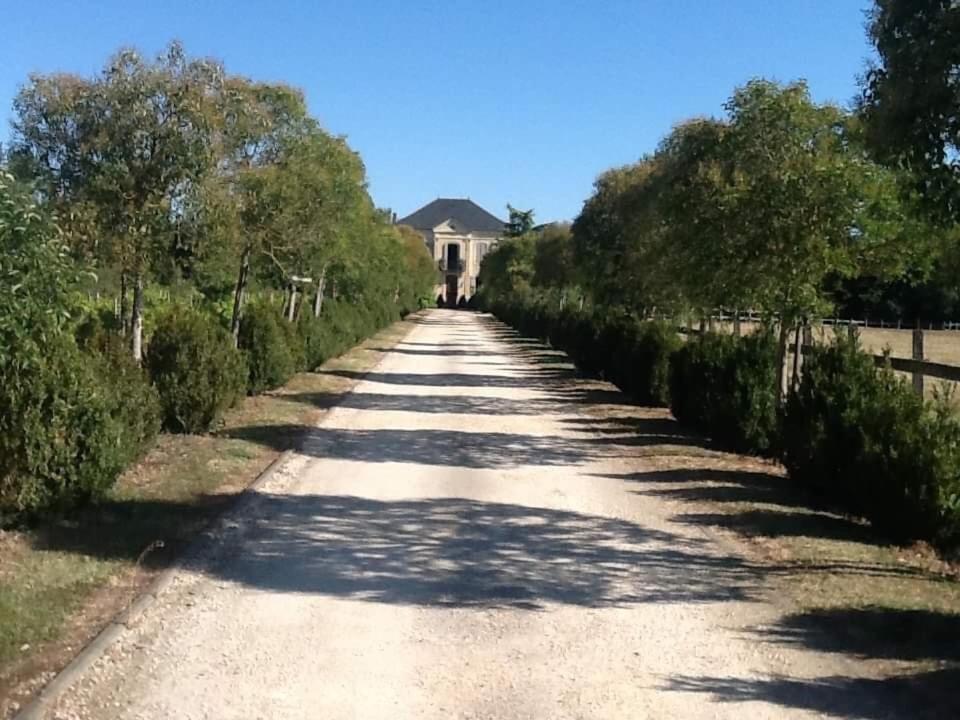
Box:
[46,310,904,719]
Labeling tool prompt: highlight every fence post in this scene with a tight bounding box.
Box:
[733,309,741,337]
[912,324,925,396]
[698,317,706,335]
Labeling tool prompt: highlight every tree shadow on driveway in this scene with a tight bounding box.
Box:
[201,493,768,609]
[223,425,593,469]
[665,605,960,718]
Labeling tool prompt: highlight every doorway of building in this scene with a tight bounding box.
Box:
[446,243,460,271]
[445,275,458,306]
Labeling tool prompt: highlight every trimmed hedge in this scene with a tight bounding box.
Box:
[145,309,247,433]
[488,297,679,406]
[239,302,298,394]
[669,330,779,455]
[0,335,160,519]
[782,335,960,544]
[485,294,960,547]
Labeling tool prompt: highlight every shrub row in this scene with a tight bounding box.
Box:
[782,336,960,544]
[487,295,960,547]
[1,297,402,521]
[490,298,680,406]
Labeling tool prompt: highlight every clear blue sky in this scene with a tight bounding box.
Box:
[1,1,874,223]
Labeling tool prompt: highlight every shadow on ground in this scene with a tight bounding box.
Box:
[224,425,593,468]
[666,605,960,719]
[201,493,766,609]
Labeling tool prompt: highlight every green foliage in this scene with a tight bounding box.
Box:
[0,174,81,362]
[668,331,779,455]
[782,335,960,544]
[505,204,535,237]
[0,334,159,520]
[145,309,246,433]
[238,302,297,394]
[485,296,680,407]
[861,0,960,218]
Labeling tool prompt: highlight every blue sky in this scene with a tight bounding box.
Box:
[1,1,874,222]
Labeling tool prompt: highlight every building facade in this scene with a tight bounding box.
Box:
[397,198,505,304]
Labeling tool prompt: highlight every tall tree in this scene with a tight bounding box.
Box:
[11,42,221,360]
[667,80,914,394]
[861,0,960,220]
[505,204,535,237]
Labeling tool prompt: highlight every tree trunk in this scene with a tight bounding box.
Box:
[287,284,297,322]
[119,273,129,337]
[230,247,251,347]
[313,266,327,317]
[775,320,791,402]
[131,272,144,364]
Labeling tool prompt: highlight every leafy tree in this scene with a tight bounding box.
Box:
[571,157,683,314]
[209,80,310,338]
[477,235,536,300]
[0,173,81,366]
[505,204,535,237]
[861,0,960,220]
[532,223,576,290]
[11,42,221,360]
[668,80,915,394]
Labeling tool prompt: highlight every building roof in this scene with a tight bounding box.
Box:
[397,198,506,234]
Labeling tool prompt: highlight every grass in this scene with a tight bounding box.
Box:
[0,318,414,717]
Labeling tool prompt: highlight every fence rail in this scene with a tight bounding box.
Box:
[682,320,960,395]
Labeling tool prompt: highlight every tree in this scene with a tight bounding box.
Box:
[11,42,222,360]
[532,223,576,290]
[505,204,535,237]
[571,157,683,314]
[209,80,310,339]
[477,235,536,301]
[667,80,915,394]
[861,0,960,220]
[0,172,80,363]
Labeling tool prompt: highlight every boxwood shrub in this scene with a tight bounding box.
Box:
[0,334,159,519]
[238,302,297,394]
[781,335,960,544]
[146,309,246,433]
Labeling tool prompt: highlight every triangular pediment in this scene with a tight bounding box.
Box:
[433,218,462,233]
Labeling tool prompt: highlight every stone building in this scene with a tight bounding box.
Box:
[397,198,505,305]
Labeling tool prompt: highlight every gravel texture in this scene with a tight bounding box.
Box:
[44,310,902,719]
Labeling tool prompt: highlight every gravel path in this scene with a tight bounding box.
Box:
[47,310,897,719]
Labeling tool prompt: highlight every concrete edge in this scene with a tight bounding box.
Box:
[13,315,422,720]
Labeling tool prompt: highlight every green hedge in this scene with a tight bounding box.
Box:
[782,335,960,544]
[145,309,247,433]
[487,297,680,407]
[486,294,960,547]
[668,330,779,455]
[0,335,160,519]
[239,302,298,394]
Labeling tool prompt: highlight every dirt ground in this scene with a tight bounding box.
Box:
[34,310,960,720]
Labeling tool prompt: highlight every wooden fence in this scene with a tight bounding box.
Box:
[682,318,960,396]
